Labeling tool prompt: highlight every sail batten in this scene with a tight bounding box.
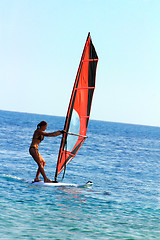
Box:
[54,33,98,181]
[75,87,95,90]
[82,59,98,62]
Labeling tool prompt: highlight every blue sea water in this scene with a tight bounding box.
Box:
[0,110,159,240]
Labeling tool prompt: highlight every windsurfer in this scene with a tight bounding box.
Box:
[29,121,63,183]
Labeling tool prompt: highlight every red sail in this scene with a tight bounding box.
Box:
[55,33,98,180]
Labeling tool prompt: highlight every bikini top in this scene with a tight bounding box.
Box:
[37,135,44,142]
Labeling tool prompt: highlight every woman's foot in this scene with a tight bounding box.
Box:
[33,178,42,182]
[44,178,54,183]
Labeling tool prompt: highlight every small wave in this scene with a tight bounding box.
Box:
[1,174,23,181]
[2,174,20,179]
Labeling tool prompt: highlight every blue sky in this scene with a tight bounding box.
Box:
[0,0,160,127]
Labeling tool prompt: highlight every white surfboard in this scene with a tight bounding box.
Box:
[30,180,93,188]
[31,181,77,187]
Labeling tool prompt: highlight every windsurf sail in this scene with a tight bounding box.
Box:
[55,32,98,181]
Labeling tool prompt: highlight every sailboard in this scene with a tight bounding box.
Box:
[30,181,93,188]
[54,32,98,182]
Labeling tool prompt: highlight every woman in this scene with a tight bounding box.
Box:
[29,121,63,183]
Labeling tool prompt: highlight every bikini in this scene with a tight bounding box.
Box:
[37,135,44,142]
[29,135,44,151]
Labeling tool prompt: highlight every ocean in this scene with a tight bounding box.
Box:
[0,110,159,240]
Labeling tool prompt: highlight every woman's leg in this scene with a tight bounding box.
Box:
[29,148,52,182]
[35,159,46,181]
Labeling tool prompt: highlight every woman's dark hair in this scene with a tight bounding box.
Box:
[37,121,47,129]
